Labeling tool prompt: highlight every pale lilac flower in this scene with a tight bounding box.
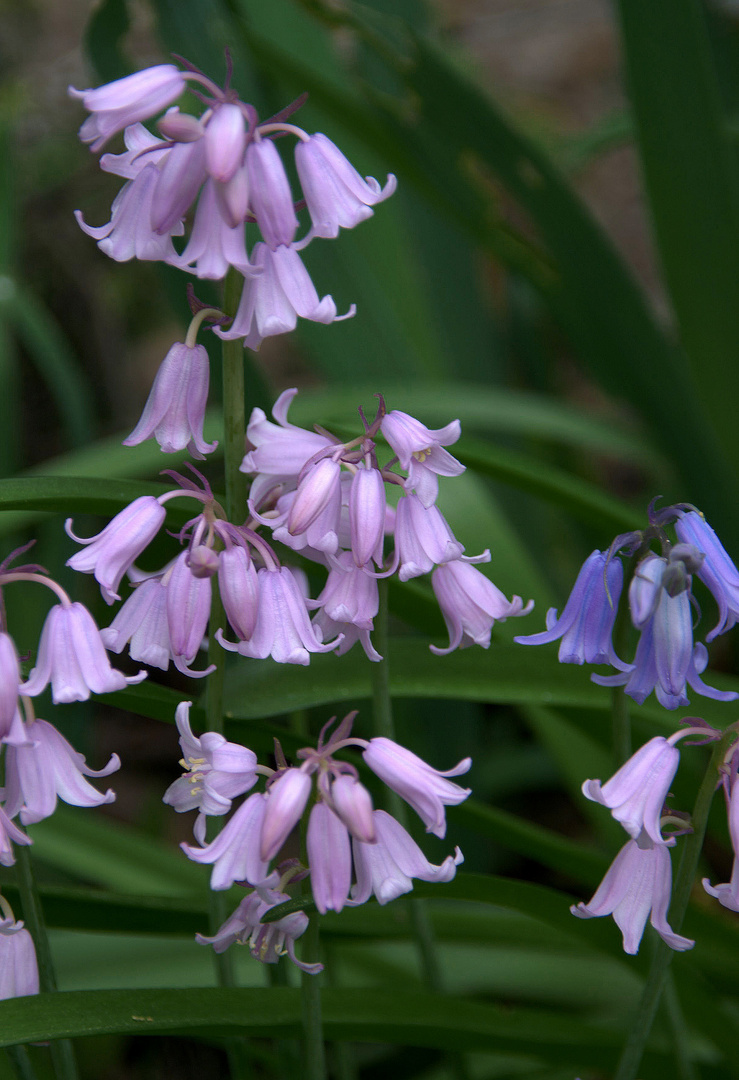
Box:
[216,566,342,666]
[393,494,464,581]
[515,550,627,667]
[218,544,259,641]
[0,918,39,1000]
[123,342,218,458]
[273,484,344,557]
[21,602,146,703]
[169,180,252,280]
[66,496,166,603]
[215,243,354,351]
[675,510,739,641]
[431,560,533,655]
[101,576,172,672]
[363,738,471,839]
[571,835,694,954]
[703,755,739,911]
[307,801,352,914]
[288,458,342,538]
[166,550,212,672]
[312,609,382,663]
[4,718,120,825]
[196,882,323,974]
[150,138,207,235]
[581,735,683,845]
[100,122,169,179]
[592,590,738,708]
[75,164,184,262]
[0,806,31,866]
[246,138,298,249]
[70,64,186,150]
[204,103,246,183]
[241,388,333,481]
[349,467,386,567]
[260,768,313,862]
[295,132,397,238]
[351,810,463,906]
[329,773,375,843]
[381,410,464,508]
[182,791,270,890]
[0,632,22,736]
[316,550,378,630]
[163,702,259,844]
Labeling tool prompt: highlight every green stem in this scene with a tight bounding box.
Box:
[613,733,731,1080]
[14,846,79,1080]
[222,267,247,524]
[5,1044,39,1080]
[663,971,698,1080]
[301,915,327,1080]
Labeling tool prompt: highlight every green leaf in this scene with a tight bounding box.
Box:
[84,0,132,82]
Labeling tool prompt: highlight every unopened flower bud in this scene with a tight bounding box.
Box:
[188,545,219,579]
[260,768,312,861]
[157,107,205,143]
[330,773,375,842]
[630,554,665,627]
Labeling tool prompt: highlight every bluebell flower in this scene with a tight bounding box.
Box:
[515,550,628,668]
[675,510,739,641]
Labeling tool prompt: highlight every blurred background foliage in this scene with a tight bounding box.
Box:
[2,0,739,1078]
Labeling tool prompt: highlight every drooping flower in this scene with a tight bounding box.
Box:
[21,602,146,704]
[0,632,22,737]
[241,388,334,489]
[363,738,471,839]
[306,801,352,914]
[571,835,694,954]
[69,64,186,150]
[182,791,270,890]
[246,138,298,249]
[515,550,627,668]
[4,718,120,825]
[703,748,739,911]
[101,575,171,671]
[393,494,464,581]
[0,917,39,1000]
[295,132,397,238]
[348,466,386,568]
[166,550,212,674]
[431,559,533,655]
[675,510,739,641]
[260,768,313,862]
[217,544,260,642]
[350,810,463,906]
[65,496,166,603]
[163,702,259,844]
[122,342,218,459]
[196,880,323,974]
[381,410,464,508]
[0,806,31,867]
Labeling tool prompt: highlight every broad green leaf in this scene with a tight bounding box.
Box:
[84,0,132,82]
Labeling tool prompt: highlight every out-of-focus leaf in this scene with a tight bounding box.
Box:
[84,0,132,83]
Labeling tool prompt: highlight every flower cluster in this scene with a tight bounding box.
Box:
[166,706,469,972]
[65,395,533,670]
[516,503,739,709]
[571,722,718,953]
[71,59,396,350]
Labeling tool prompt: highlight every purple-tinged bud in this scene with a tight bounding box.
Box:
[675,510,739,640]
[394,494,464,580]
[0,633,22,735]
[582,736,680,845]
[571,837,694,955]
[182,791,270,890]
[123,342,217,459]
[351,810,463,906]
[188,545,219,579]
[205,103,246,183]
[288,458,342,537]
[330,773,376,843]
[433,560,533,655]
[515,550,624,667]
[317,551,378,629]
[307,802,352,914]
[295,132,397,238]
[101,577,170,671]
[4,718,120,825]
[151,138,207,235]
[381,411,464,508]
[0,918,39,1000]
[363,738,471,839]
[215,164,250,228]
[157,107,204,143]
[21,602,146,703]
[629,553,664,629]
[70,64,186,151]
[218,545,259,641]
[246,138,298,249]
[66,495,166,604]
[217,566,342,665]
[260,768,312,862]
[349,467,386,567]
[166,550,211,665]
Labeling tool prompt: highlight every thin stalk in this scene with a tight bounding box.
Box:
[613,733,731,1080]
[663,972,698,1080]
[300,915,327,1080]
[5,1045,39,1080]
[14,846,79,1080]
[222,267,247,524]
